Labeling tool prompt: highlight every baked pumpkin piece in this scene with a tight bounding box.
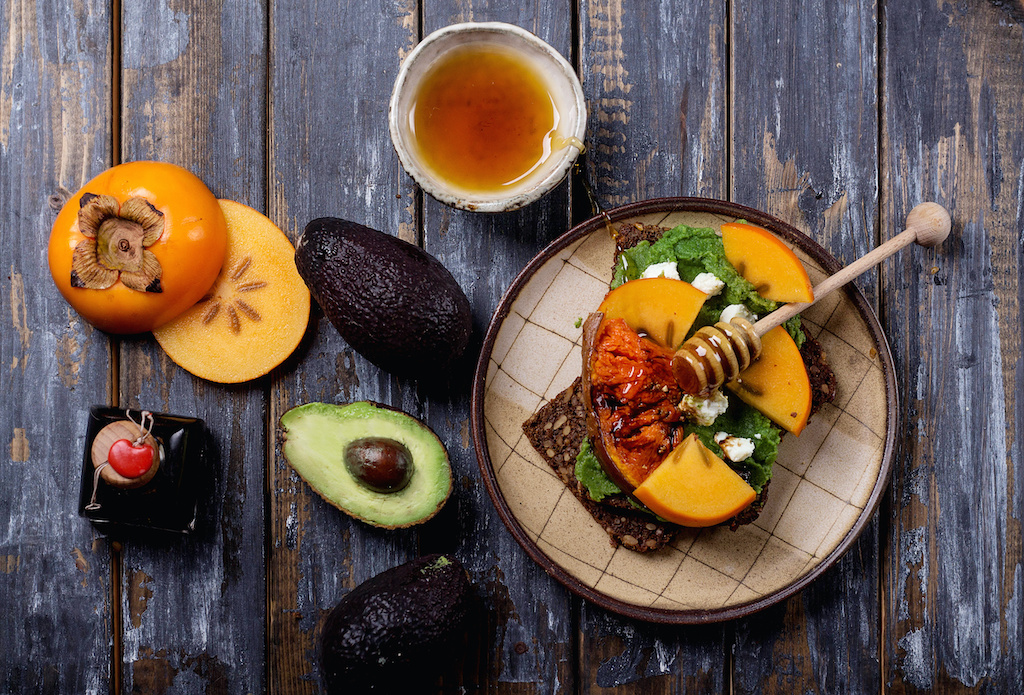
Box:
[581,314,685,492]
[153,199,310,383]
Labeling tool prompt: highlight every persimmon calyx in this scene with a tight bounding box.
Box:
[70,193,165,293]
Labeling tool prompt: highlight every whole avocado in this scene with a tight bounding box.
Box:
[295,218,473,378]
[319,554,474,692]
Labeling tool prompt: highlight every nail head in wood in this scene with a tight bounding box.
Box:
[907,202,951,248]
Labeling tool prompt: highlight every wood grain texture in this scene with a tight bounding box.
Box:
[267,0,422,691]
[729,0,882,692]
[577,0,728,691]
[581,0,728,208]
[881,1,1024,691]
[579,613,725,694]
[117,1,269,692]
[417,2,578,690]
[2,0,1023,691]
[0,1,114,691]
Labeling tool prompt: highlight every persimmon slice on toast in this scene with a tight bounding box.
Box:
[721,222,813,303]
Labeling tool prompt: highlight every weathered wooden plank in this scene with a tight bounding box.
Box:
[415,3,578,691]
[729,0,881,692]
[581,0,728,207]
[882,1,1024,692]
[577,0,730,691]
[0,1,114,691]
[267,0,423,691]
[116,2,268,692]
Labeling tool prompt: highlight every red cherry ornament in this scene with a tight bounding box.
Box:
[108,438,156,478]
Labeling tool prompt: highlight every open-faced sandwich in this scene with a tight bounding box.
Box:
[522,220,837,552]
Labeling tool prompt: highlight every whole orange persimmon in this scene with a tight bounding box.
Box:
[48,161,228,334]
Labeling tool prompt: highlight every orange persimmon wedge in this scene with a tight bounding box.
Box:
[153,199,310,383]
[633,433,756,527]
[721,222,814,303]
[597,277,707,349]
[726,325,811,434]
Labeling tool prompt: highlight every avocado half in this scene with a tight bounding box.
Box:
[279,402,452,528]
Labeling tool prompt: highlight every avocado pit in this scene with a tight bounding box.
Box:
[344,437,414,493]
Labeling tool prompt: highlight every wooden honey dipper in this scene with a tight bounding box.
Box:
[672,202,952,394]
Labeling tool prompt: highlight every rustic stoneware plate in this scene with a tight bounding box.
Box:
[470,197,897,623]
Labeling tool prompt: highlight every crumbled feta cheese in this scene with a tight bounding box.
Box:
[717,434,756,462]
[691,272,725,297]
[679,389,729,426]
[720,303,755,324]
[754,433,762,439]
[640,261,680,280]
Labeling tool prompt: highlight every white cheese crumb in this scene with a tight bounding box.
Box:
[754,433,762,440]
[679,389,729,426]
[717,435,756,462]
[640,261,680,280]
[720,303,755,324]
[691,272,725,297]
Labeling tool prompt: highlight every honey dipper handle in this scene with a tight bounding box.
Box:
[752,202,952,336]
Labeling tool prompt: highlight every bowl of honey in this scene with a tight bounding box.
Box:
[389,22,587,212]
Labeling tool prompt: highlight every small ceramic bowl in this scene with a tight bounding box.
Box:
[389,22,587,213]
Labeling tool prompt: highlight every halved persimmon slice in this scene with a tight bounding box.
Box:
[726,325,811,434]
[721,222,814,303]
[633,433,756,527]
[597,277,707,349]
[153,199,310,383]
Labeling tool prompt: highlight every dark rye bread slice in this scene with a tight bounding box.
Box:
[521,378,678,552]
[521,222,838,552]
[614,222,667,254]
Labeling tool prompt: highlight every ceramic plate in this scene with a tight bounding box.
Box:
[470,198,897,623]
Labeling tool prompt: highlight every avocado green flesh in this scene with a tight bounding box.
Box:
[280,402,451,527]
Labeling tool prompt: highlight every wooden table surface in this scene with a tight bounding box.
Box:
[3,1,1023,692]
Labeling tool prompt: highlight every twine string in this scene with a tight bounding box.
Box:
[84,462,109,511]
[126,410,154,447]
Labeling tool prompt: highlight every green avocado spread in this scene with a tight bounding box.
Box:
[578,223,803,501]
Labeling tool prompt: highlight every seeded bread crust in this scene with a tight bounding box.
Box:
[520,222,837,552]
[521,379,677,551]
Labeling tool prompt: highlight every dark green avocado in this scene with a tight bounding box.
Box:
[320,554,474,693]
[295,217,473,379]
[279,402,452,528]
